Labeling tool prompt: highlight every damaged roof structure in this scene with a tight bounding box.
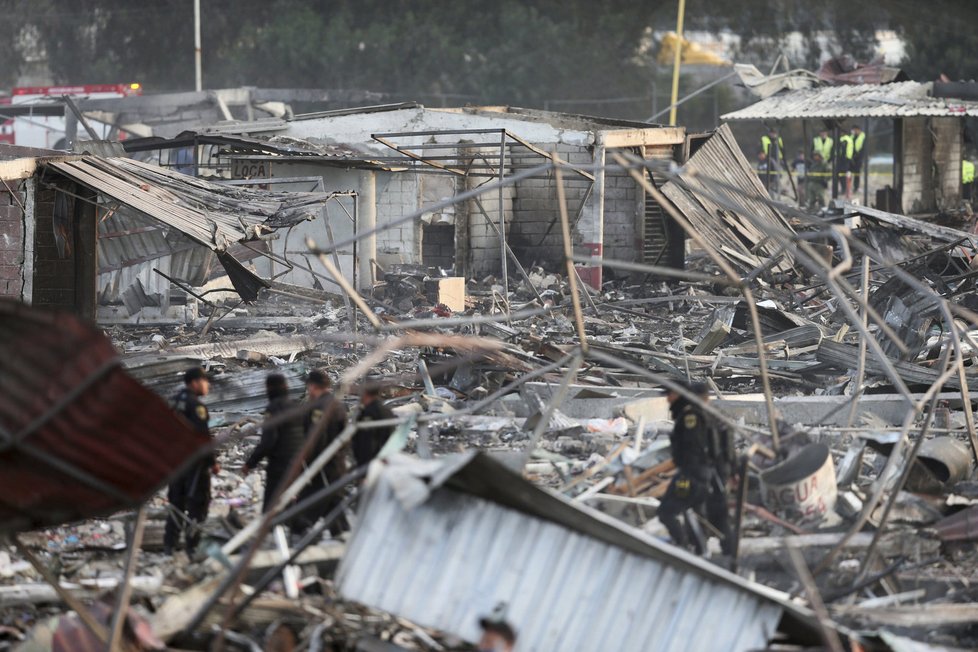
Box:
[0,146,344,320]
[111,104,794,299]
[724,81,978,214]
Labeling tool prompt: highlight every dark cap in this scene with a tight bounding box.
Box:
[306,369,331,388]
[667,379,708,397]
[266,373,289,399]
[478,618,516,644]
[183,367,208,384]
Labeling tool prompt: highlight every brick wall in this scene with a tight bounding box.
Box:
[0,178,26,299]
[30,184,75,309]
[901,116,963,214]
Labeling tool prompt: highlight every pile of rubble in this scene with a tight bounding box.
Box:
[4,154,978,651]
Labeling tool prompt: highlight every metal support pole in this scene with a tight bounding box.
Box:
[498,131,510,313]
[831,123,840,199]
[668,0,687,126]
[107,506,148,652]
[193,0,202,92]
[864,117,870,206]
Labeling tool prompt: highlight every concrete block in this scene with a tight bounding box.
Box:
[521,382,668,421]
[425,277,465,311]
[714,392,966,427]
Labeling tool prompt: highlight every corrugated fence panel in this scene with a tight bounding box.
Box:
[338,476,785,652]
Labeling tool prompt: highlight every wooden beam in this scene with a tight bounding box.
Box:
[599,127,686,149]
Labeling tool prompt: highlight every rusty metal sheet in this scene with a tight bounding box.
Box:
[0,300,210,533]
[933,505,978,542]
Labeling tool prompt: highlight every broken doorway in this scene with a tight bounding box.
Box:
[421,222,456,272]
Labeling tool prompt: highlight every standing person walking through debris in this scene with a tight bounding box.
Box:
[243,374,305,513]
[658,381,734,557]
[293,369,349,535]
[806,152,829,209]
[353,385,395,468]
[760,127,784,195]
[164,367,220,556]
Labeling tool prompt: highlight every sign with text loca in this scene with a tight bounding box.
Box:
[232,160,272,179]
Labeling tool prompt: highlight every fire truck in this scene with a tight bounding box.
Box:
[2,83,142,150]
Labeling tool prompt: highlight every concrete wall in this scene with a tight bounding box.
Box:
[0,178,27,300]
[900,116,962,214]
[376,171,423,268]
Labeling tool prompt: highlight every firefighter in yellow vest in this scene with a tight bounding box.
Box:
[964,158,976,202]
[812,129,833,164]
[760,128,784,194]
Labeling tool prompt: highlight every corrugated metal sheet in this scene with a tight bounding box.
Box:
[0,300,211,533]
[123,354,307,423]
[722,81,978,121]
[338,453,820,652]
[660,124,796,274]
[46,156,332,251]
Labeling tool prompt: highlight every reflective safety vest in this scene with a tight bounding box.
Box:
[839,134,854,160]
[761,135,784,159]
[813,135,833,161]
[853,131,866,154]
[963,160,975,184]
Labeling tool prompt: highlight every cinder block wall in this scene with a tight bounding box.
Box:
[603,167,641,264]
[31,185,75,309]
[464,178,515,279]
[508,144,591,270]
[0,179,26,299]
[932,117,962,210]
[375,172,422,269]
[901,116,963,213]
[507,143,641,272]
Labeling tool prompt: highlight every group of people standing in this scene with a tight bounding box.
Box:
[757,124,867,208]
[163,367,394,556]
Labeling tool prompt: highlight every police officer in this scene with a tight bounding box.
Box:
[353,385,395,468]
[243,374,305,513]
[164,367,220,556]
[658,381,734,556]
[293,369,349,535]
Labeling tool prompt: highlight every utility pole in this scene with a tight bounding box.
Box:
[668,0,686,126]
[194,0,202,91]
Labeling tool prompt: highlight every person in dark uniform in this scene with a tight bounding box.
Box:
[702,395,736,556]
[293,369,349,535]
[658,381,734,556]
[353,385,395,468]
[242,374,305,513]
[164,367,220,556]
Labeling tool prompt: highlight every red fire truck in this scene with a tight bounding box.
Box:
[3,83,141,149]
